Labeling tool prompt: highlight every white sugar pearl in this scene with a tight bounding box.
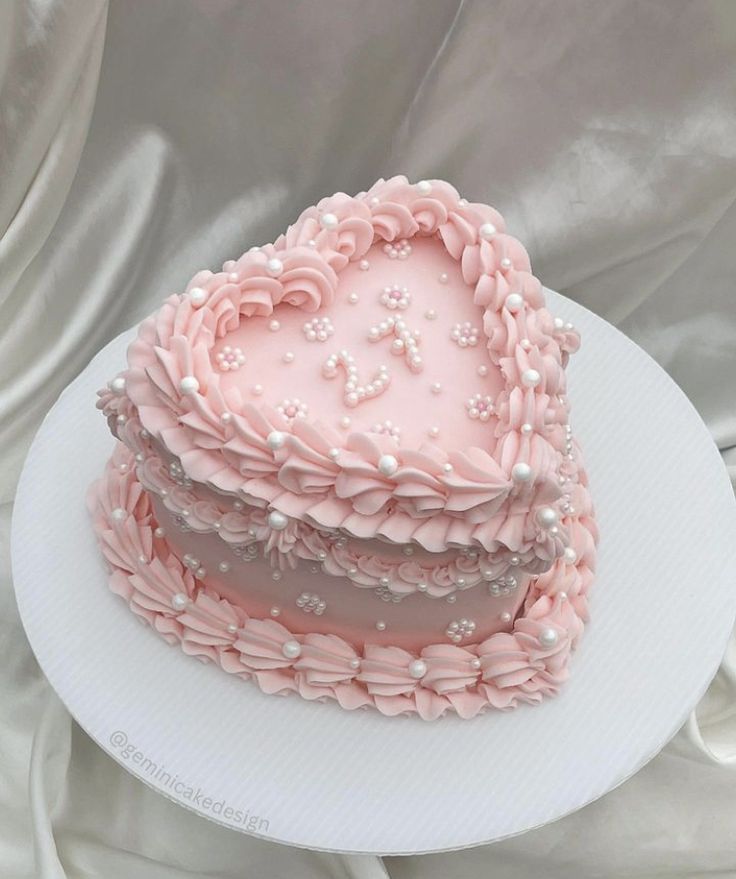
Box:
[500,257,513,269]
[505,293,524,313]
[429,426,440,438]
[110,377,126,394]
[359,259,370,271]
[554,317,565,329]
[349,658,361,670]
[563,547,578,564]
[252,384,264,396]
[375,620,387,631]
[500,611,512,623]
[227,623,238,634]
[477,364,489,377]
[416,180,432,195]
[521,423,533,435]
[479,222,497,240]
[521,368,541,388]
[439,272,449,284]
[282,640,301,659]
[425,309,437,320]
[328,447,340,459]
[111,508,127,521]
[348,292,359,304]
[378,454,398,476]
[221,412,232,424]
[339,416,351,429]
[269,319,280,332]
[266,257,283,277]
[282,351,294,363]
[409,659,427,679]
[431,382,442,394]
[511,462,532,482]
[218,561,231,573]
[320,212,338,230]
[179,375,199,395]
[270,606,281,617]
[539,628,559,647]
[171,593,188,610]
[537,507,558,527]
[471,657,482,670]
[267,430,286,450]
[268,510,288,531]
[154,527,165,538]
[188,287,207,306]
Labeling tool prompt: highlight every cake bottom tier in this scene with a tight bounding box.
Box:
[89,445,594,720]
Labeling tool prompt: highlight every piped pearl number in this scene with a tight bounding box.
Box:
[367,316,423,373]
[323,350,390,408]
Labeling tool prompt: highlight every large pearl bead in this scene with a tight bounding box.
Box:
[408,659,427,679]
[268,510,288,531]
[188,287,207,306]
[539,628,559,647]
[110,377,126,395]
[179,375,199,395]
[521,368,541,388]
[479,222,497,240]
[267,430,286,450]
[505,293,524,313]
[281,640,301,659]
[416,180,432,195]
[266,257,283,277]
[537,507,558,528]
[378,454,398,476]
[511,462,532,482]
[320,212,338,230]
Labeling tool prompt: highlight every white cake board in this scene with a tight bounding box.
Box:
[11,291,736,855]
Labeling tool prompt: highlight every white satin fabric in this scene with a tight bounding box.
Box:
[2,1,736,875]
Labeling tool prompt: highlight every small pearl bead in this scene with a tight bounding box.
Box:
[179,375,199,395]
[539,628,559,647]
[537,507,558,527]
[439,272,449,284]
[554,317,565,329]
[188,287,207,307]
[339,416,351,429]
[171,593,188,610]
[266,257,283,277]
[500,611,512,623]
[375,620,387,631]
[267,430,286,450]
[111,508,127,521]
[416,180,432,195]
[252,384,264,396]
[320,212,338,230]
[269,319,280,332]
[500,257,512,269]
[228,272,239,283]
[505,293,524,313]
[511,462,532,482]
[378,454,398,476]
[110,376,126,394]
[359,259,370,271]
[471,658,482,670]
[218,561,231,573]
[408,659,427,679]
[227,623,238,634]
[425,309,437,320]
[563,547,578,564]
[477,364,489,377]
[281,640,301,659]
[559,591,568,602]
[221,412,232,424]
[349,658,361,670]
[328,447,340,459]
[479,222,497,240]
[429,426,440,438]
[268,510,288,530]
[270,606,281,617]
[521,423,533,435]
[282,351,294,363]
[521,368,541,388]
[431,382,442,394]
[154,527,165,538]
[443,463,453,473]
[348,292,359,304]
[417,583,428,592]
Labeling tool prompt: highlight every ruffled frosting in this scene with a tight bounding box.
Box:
[109,175,583,558]
[88,448,597,720]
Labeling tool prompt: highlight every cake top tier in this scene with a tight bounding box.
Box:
[110,176,581,556]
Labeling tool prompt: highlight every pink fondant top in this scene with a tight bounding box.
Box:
[112,177,581,559]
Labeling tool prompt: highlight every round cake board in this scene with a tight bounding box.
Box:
[11,291,736,855]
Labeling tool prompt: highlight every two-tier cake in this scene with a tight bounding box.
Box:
[89,176,597,720]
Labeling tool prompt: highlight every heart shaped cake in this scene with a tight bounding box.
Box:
[90,176,598,720]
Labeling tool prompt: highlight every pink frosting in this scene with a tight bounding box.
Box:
[88,451,596,720]
[109,176,582,558]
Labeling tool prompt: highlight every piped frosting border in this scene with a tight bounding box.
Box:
[89,444,597,721]
[103,176,582,562]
